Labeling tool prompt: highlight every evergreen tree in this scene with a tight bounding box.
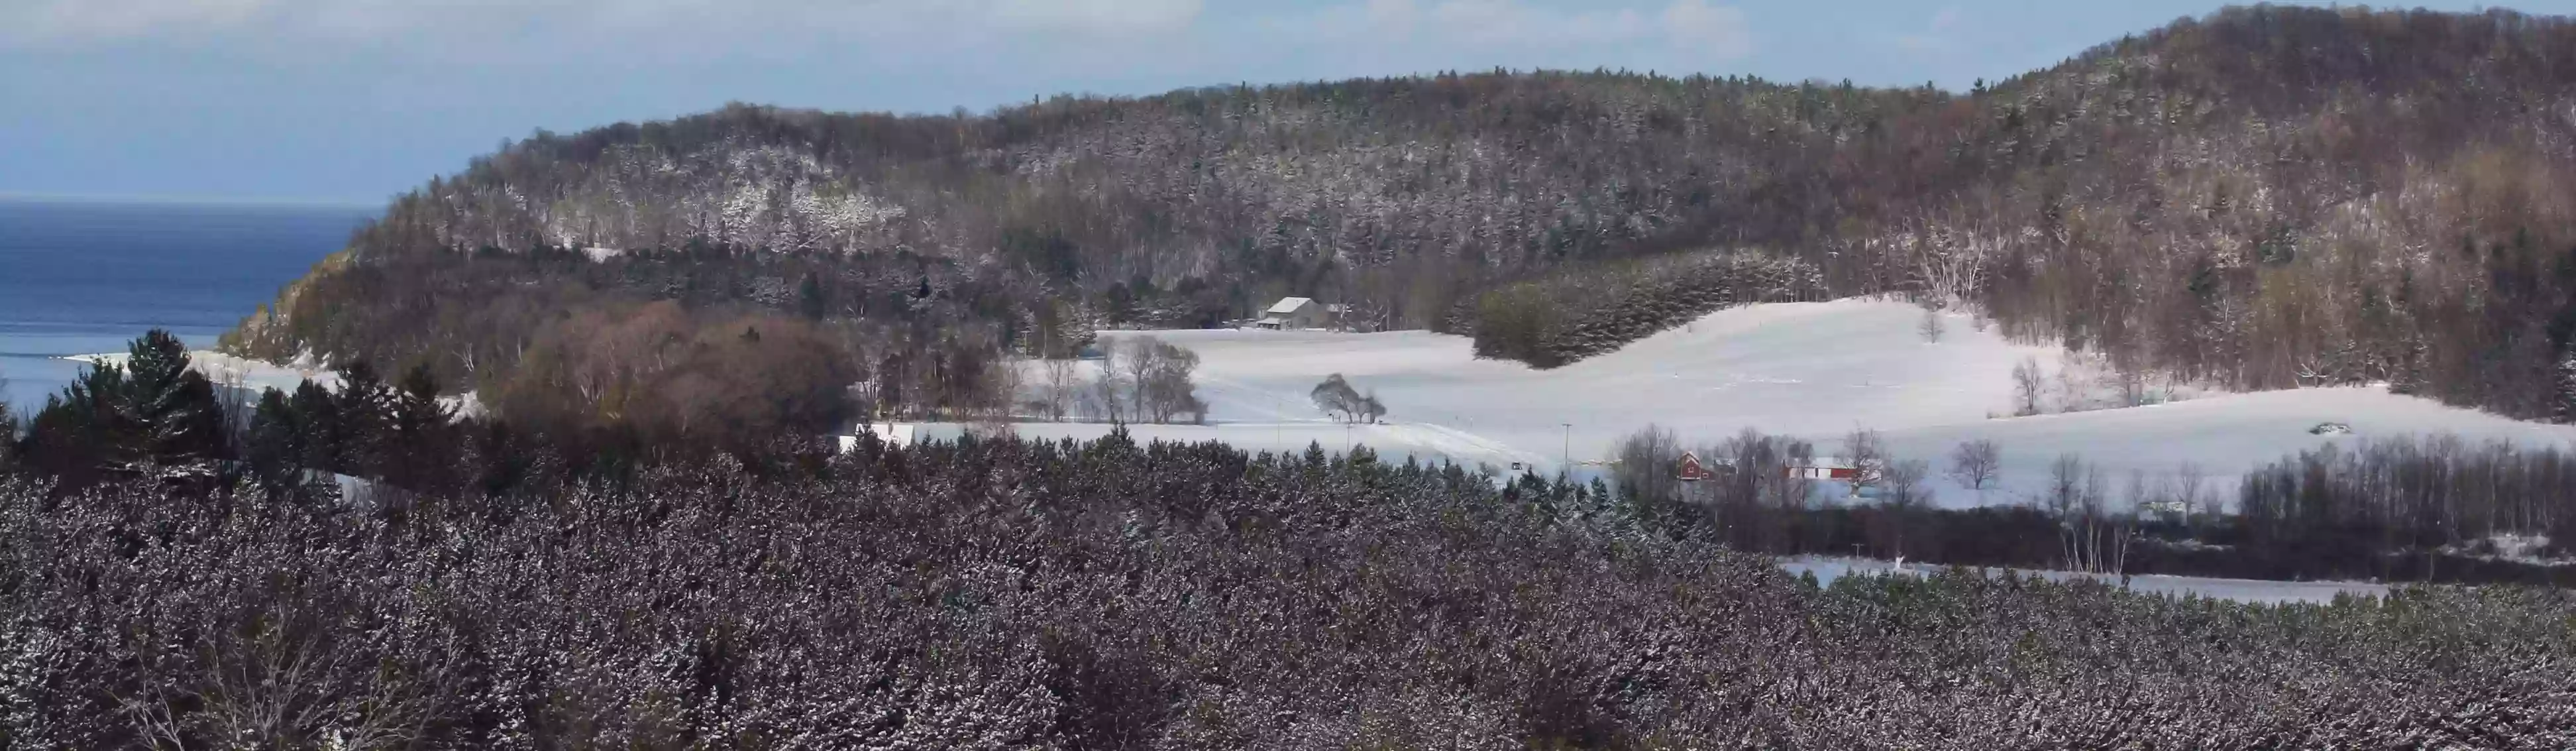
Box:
[18,330,221,486]
[122,329,225,471]
[331,362,394,475]
[384,364,458,490]
[244,387,305,494]
[288,379,341,477]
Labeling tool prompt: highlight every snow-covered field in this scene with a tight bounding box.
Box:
[1779,556,2391,605]
[81,300,2575,508]
[965,300,2576,506]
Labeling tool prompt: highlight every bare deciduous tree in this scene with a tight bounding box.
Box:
[1841,428,1886,489]
[1041,357,1078,422]
[1090,366,1128,424]
[2011,357,2045,417]
[1948,439,2001,491]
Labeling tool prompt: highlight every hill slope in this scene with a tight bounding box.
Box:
[1008,301,2576,507]
[226,4,2576,429]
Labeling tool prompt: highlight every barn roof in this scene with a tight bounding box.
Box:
[1267,296,1314,314]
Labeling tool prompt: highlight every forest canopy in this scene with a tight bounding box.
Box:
[223,5,2576,428]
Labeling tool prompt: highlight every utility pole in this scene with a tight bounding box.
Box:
[1561,422,1572,469]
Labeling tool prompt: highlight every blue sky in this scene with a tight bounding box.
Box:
[3,0,2563,205]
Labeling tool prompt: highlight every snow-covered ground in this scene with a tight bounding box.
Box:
[66,349,339,394]
[1780,555,2391,605]
[60,350,484,417]
[975,300,2576,505]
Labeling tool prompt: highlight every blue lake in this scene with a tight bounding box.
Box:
[0,197,374,414]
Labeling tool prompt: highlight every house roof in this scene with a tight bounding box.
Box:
[1267,296,1314,314]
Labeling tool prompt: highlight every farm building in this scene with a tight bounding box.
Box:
[1254,297,1336,330]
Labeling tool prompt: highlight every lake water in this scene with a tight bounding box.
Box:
[0,197,374,414]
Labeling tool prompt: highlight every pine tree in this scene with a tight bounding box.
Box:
[289,379,341,476]
[244,387,304,493]
[331,362,394,475]
[385,364,458,490]
[19,330,221,485]
[122,329,224,473]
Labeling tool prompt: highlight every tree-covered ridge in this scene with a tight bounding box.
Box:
[230,5,2576,423]
[1,434,2569,748]
[217,70,1932,388]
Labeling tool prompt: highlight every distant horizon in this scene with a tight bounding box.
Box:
[0,190,383,210]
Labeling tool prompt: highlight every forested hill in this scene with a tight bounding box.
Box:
[226,5,2576,429]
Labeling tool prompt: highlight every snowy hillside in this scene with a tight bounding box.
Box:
[967,299,2576,506]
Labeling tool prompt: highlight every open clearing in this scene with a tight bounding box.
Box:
[960,299,2576,505]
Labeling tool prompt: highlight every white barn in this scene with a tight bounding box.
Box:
[1255,297,1336,330]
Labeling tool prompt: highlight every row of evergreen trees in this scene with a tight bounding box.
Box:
[1463,249,1823,367]
[4,331,492,499]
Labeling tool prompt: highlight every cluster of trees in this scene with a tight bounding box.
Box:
[1307,373,1385,424]
[5,329,907,502]
[484,301,865,447]
[239,363,463,497]
[2241,435,2576,580]
[1463,249,1823,367]
[1607,424,2573,585]
[1031,336,1205,425]
[1,430,2569,748]
[11,331,227,489]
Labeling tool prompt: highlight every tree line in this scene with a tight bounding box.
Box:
[1607,424,2576,585]
[1028,335,1207,425]
[1460,249,1823,367]
[0,428,2569,748]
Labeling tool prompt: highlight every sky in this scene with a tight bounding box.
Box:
[3,0,2566,205]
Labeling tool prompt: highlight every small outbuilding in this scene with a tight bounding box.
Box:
[1255,297,1336,330]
